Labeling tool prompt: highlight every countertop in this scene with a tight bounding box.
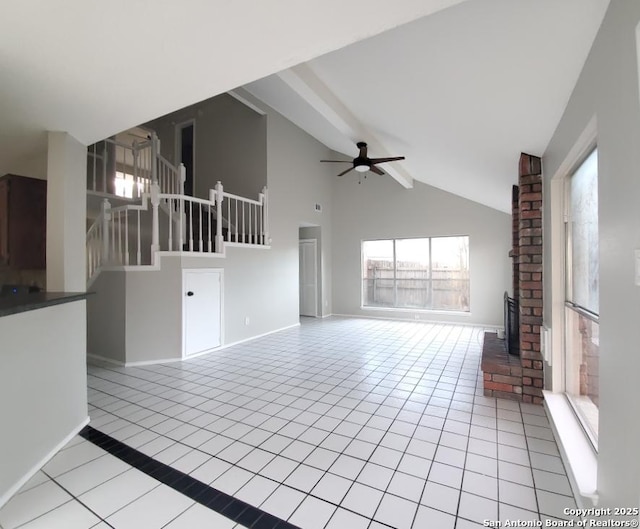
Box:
[0,291,89,317]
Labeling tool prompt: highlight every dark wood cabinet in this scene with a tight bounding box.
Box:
[0,174,47,270]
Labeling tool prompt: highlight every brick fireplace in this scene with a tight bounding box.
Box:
[482,153,544,404]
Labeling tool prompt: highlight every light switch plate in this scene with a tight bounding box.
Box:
[635,249,640,286]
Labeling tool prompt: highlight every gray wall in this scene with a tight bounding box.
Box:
[87,90,336,361]
[332,173,511,326]
[542,2,640,508]
[87,271,126,363]
[0,301,88,507]
[146,93,267,199]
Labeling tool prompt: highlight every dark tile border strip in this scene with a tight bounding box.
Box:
[79,425,300,529]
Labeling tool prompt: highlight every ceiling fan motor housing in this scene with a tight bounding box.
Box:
[354,142,370,171]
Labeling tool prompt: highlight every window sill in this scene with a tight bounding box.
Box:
[360,306,471,316]
[543,390,599,506]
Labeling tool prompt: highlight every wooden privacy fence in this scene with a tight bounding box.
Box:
[363,265,469,311]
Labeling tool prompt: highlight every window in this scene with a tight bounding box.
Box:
[564,148,599,446]
[362,236,469,311]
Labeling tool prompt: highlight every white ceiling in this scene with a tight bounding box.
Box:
[0,0,463,177]
[1,1,609,213]
[245,0,610,212]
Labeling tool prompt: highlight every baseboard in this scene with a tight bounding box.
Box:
[321,313,333,319]
[0,416,90,510]
[90,323,302,368]
[124,356,183,367]
[87,353,125,367]
[332,312,500,329]
[89,352,183,368]
[137,322,303,364]
[217,322,301,351]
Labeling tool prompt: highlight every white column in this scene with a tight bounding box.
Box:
[46,131,87,292]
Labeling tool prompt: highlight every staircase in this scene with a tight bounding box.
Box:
[86,133,269,285]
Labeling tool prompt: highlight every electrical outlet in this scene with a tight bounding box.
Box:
[244,316,250,326]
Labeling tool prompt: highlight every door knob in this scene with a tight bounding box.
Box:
[187,291,194,296]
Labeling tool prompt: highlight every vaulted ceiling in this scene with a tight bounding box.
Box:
[245,0,609,212]
[0,0,463,177]
[0,0,609,212]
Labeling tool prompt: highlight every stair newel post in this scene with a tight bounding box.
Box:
[262,186,269,245]
[151,182,160,264]
[214,181,224,252]
[179,163,186,196]
[151,132,159,187]
[101,199,111,265]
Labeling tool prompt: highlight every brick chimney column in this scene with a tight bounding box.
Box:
[518,153,543,404]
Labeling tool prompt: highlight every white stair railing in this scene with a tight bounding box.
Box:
[86,180,269,284]
[218,181,269,246]
[160,194,217,253]
[109,197,150,267]
[87,133,183,198]
[86,199,111,280]
[158,155,185,195]
[87,138,152,198]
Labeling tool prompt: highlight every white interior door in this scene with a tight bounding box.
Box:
[299,239,318,317]
[183,269,221,356]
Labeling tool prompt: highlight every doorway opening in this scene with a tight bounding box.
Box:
[175,120,195,196]
[299,239,318,317]
[299,225,322,318]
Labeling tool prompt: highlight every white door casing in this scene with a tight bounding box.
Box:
[183,268,222,357]
[299,239,318,317]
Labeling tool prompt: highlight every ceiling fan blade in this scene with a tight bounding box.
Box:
[337,166,356,177]
[320,160,351,163]
[369,165,384,175]
[369,156,405,164]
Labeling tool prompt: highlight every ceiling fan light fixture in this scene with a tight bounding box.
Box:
[320,141,404,177]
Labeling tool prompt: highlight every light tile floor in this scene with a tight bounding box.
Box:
[0,317,579,529]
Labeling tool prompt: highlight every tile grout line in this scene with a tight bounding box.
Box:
[78,425,300,529]
[82,320,563,527]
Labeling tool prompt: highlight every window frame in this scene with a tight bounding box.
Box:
[360,235,470,313]
[563,147,600,450]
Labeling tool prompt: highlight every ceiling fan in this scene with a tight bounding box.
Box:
[321,142,405,177]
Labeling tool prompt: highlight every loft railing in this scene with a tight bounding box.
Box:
[220,183,269,246]
[159,194,218,253]
[86,181,270,283]
[87,133,184,198]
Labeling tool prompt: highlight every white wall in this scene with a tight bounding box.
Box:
[126,260,183,363]
[0,301,88,507]
[46,132,87,292]
[332,174,511,326]
[543,2,640,508]
[5,150,47,180]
